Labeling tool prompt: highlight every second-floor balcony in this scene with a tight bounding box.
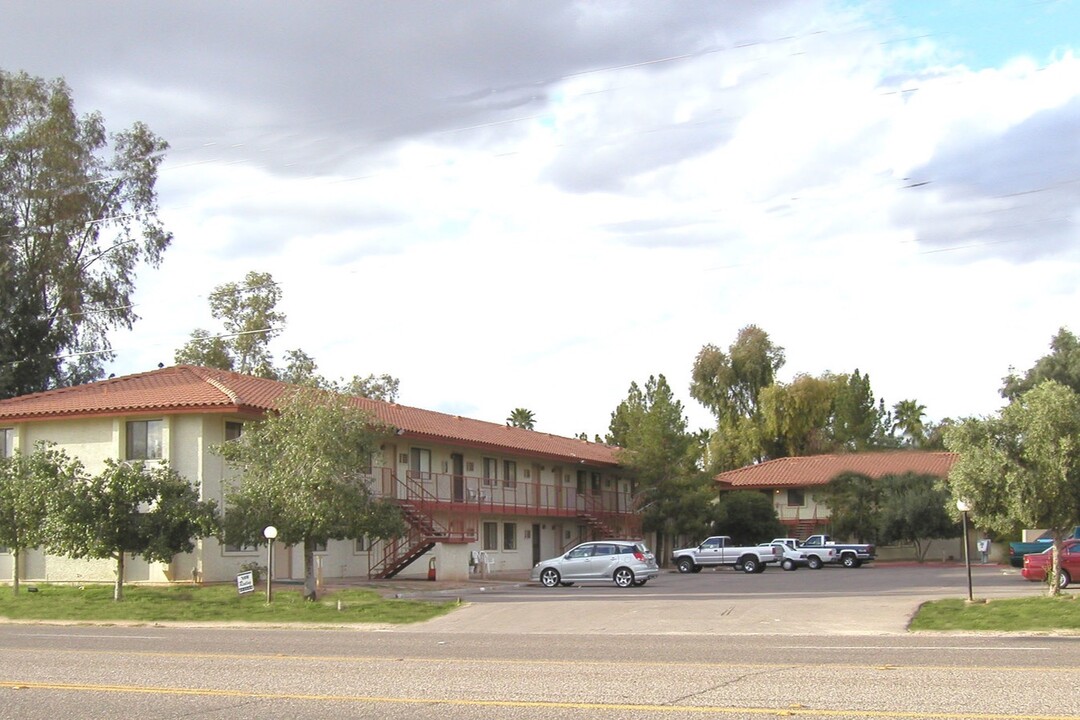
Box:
[370,467,635,520]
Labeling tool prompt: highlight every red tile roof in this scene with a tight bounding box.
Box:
[715,451,958,489]
[0,365,622,467]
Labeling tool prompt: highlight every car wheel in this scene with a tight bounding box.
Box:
[733,563,744,572]
[633,579,648,586]
[741,557,759,574]
[540,568,560,587]
[613,567,635,588]
[781,559,796,571]
[807,556,823,570]
[676,557,696,574]
[691,566,703,573]
[841,554,858,569]
[1060,570,1071,589]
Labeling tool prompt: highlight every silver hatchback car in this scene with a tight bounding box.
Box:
[530,540,659,588]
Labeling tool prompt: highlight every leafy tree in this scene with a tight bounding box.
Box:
[608,374,705,563]
[815,471,881,544]
[690,325,785,423]
[758,374,837,457]
[0,70,171,398]
[703,415,764,473]
[214,388,405,600]
[506,408,536,430]
[714,490,785,545]
[175,271,283,377]
[0,442,81,594]
[336,373,401,402]
[946,380,1080,595]
[1001,328,1080,400]
[892,399,928,447]
[831,370,890,451]
[278,349,320,386]
[46,459,219,601]
[875,473,958,561]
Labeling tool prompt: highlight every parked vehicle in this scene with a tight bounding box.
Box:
[672,536,780,574]
[530,540,659,588]
[1021,539,1080,588]
[767,538,837,570]
[1009,527,1080,568]
[801,534,875,568]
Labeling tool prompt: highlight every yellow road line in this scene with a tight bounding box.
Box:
[0,680,1076,719]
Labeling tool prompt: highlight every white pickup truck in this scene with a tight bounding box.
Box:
[801,534,876,568]
[767,538,837,570]
[672,536,781,574]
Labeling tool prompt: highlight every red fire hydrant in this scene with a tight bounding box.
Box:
[427,557,437,581]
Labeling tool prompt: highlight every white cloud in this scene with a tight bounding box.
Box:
[5,1,1079,440]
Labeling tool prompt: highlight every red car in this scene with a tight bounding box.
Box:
[1021,539,1080,588]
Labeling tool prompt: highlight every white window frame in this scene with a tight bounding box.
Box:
[126,419,163,460]
[482,457,498,487]
[482,521,498,550]
[0,428,13,458]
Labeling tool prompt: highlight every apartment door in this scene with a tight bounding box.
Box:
[452,453,465,502]
[532,523,542,565]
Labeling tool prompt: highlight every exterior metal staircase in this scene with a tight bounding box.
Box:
[368,472,472,579]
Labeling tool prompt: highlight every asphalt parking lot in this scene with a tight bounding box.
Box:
[391,561,1060,636]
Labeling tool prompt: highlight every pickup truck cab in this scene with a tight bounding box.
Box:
[672,536,780,574]
[801,534,875,568]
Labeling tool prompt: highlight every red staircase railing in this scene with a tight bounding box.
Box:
[368,468,474,579]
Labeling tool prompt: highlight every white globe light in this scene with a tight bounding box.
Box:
[263,525,278,540]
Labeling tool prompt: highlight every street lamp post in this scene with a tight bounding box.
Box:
[956,500,973,602]
[263,525,278,604]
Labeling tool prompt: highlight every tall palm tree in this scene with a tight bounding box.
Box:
[891,399,927,447]
[507,408,536,430]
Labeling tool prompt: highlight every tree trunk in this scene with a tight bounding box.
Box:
[1047,542,1062,597]
[114,553,125,601]
[12,547,20,596]
[303,538,317,601]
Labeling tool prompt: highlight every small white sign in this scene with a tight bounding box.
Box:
[236,570,255,595]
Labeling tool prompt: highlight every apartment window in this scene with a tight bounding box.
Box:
[354,536,370,553]
[410,448,431,479]
[0,428,12,458]
[787,489,806,507]
[126,419,163,460]
[503,460,517,488]
[482,521,498,550]
[482,457,498,486]
[0,546,9,554]
[503,522,517,550]
[223,531,257,553]
[314,541,327,553]
[576,470,587,494]
[591,472,601,494]
[225,421,243,441]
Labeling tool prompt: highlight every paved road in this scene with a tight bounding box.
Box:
[1,563,1077,719]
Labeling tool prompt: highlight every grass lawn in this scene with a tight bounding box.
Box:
[0,583,459,625]
[910,593,1080,632]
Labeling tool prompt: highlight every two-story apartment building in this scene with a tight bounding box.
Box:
[0,365,639,585]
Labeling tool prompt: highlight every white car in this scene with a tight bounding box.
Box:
[763,539,836,570]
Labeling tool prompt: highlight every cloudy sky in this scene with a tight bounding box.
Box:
[3,1,1079,439]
